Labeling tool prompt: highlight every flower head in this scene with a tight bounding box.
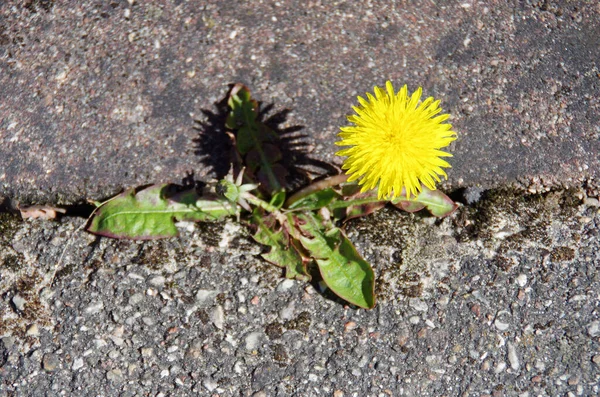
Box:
[335,81,457,199]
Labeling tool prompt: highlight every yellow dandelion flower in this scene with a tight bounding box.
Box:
[335,81,457,199]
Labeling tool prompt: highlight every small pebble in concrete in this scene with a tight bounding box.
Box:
[128,293,144,306]
[148,275,166,287]
[409,316,420,325]
[277,279,295,292]
[279,302,295,320]
[494,361,507,374]
[568,375,579,386]
[140,347,153,357]
[481,360,491,371]
[211,305,225,329]
[534,359,546,371]
[25,324,39,336]
[587,320,599,337]
[42,353,59,372]
[2,336,15,350]
[507,342,520,370]
[146,288,157,296]
[110,336,124,347]
[84,301,104,315]
[345,321,357,331]
[72,357,84,371]
[409,298,428,312]
[494,310,511,331]
[245,332,263,350]
[425,319,436,329]
[128,273,144,281]
[195,289,218,306]
[233,360,244,374]
[12,295,26,311]
[107,368,123,382]
[516,274,527,287]
[203,378,218,392]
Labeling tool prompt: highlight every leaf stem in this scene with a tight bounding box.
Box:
[243,193,278,213]
[328,196,385,209]
[243,192,287,224]
[285,174,349,208]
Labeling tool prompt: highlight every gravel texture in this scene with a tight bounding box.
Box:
[1,1,599,204]
[1,189,599,396]
[1,1,600,396]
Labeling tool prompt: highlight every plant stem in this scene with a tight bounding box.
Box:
[327,196,385,209]
[285,174,350,208]
[243,193,279,213]
[243,192,287,224]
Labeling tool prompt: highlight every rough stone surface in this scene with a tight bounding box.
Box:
[1,1,600,204]
[1,189,599,395]
[1,1,600,396]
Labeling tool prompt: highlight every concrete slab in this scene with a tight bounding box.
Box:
[1,1,599,204]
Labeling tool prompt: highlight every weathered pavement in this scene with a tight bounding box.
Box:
[1,1,599,396]
[1,190,599,396]
[0,1,599,204]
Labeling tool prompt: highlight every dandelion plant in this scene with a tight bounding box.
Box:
[87,82,458,309]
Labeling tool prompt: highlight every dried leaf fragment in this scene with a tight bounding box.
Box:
[19,205,67,220]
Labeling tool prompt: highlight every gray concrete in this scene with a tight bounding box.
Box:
[1,1,599,204]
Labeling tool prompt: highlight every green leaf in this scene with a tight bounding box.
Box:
[393,187,458,217]
[326,188,387,222]
[344,201,386,221]
[227,84,283,196]
[252,214,310,281]
[269,191,287,209]
[287,188,337,210]
[87,184,236,239]
[297,213,375,309]
[325,182,457,219]
[394,200,425,213]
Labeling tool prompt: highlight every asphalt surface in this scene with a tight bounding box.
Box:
[1,1,600,396]
[1,189,600,396]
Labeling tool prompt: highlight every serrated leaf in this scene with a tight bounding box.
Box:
[252,214,310,281]
[227,84,282,196]
[297,213,375,309]
[287,188,338,210]
[87,184,235,239]
[392,187,458,217]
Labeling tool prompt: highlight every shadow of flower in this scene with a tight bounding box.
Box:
[193,85,338,194]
